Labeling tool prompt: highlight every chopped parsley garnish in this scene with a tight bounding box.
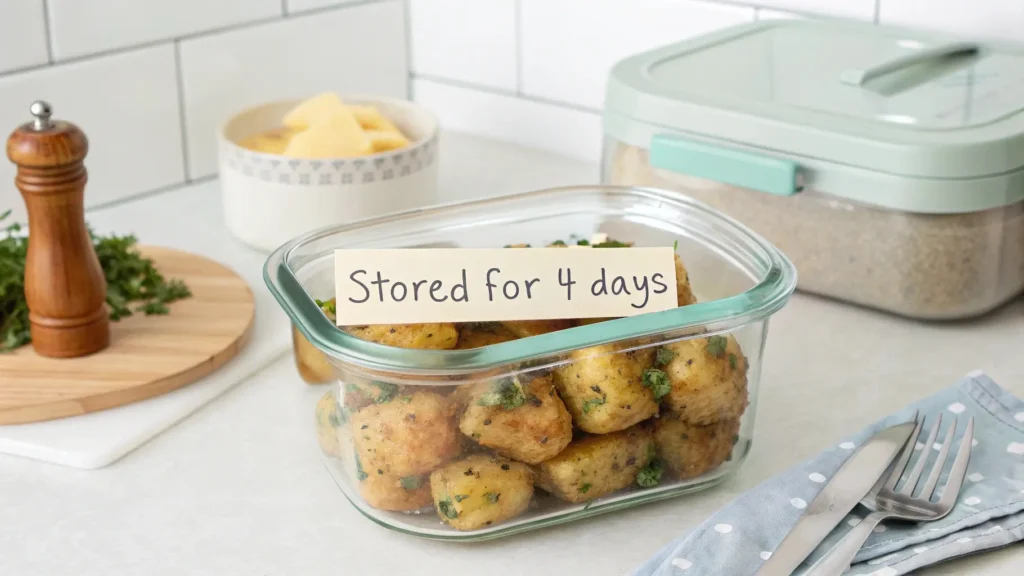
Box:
[673,240,679,252]
[477,377,527,410]
[327,406,347,427]
[314,298,337,317]
[354,453,368,481]
[576,239,590,246]
[550,239,566,246]
[592,240,630,248]
[437,497,459,519]
[642,368,672,400]
[706,335,728,358]
[399,395,413,403]
[581,397,606,414]
[636,459,663,488]
[400,476,422,490]
[454,494,469,503]
[655,347,676,367]
[728,353,738,370]
[484,492,500,504]
[369,381,398,403]
[579,483,592,494]
[0,212,192,351]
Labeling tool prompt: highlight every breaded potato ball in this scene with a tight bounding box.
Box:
[500,319,574,339]
[455,322,520,349]
[675,254,697,306]
[653,415,740,479]
[351,391,460,477]
[458,374,573,464]
[552,344,659,434]
[430,454,534,531]
[343,380,407,411]
[346,323,459,349]
[314,391,345,458]
[536,426,654,503]
[293,325,335,384]
[357,471,433,512]
[658,335,748,425]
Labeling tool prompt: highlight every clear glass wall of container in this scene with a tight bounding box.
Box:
[266,186,796,540]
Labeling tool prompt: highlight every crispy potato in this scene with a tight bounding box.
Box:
[346,323,459,349]
[675,254,697,306]
[430,454,534,530]
[293,325,335,384]
[351,391,460,477]
[552,344,659,434]
[358,471,433,512]
[654,414,740,479]
[343,380,408,411]
[500,320,573,339]
[659,335,748,425]
[536,426,654,503]
[458,375,573,464]
[314,391,345,458]
[455,323,520,349]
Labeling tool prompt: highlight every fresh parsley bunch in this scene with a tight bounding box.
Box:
[0,210,191,352]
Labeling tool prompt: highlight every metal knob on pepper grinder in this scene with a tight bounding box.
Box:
[6,101,109,358]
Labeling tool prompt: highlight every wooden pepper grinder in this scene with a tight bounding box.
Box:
[6,101,109,358]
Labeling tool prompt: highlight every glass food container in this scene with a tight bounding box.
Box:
[265,185,796,541]
[603,19,1024,320]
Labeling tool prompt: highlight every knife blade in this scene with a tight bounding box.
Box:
[755,418,918,576]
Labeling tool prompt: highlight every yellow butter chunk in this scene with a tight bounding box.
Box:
[282,110,373,158]
[237,126,302,154]
[283,92,348,129]
[348,104,406,137]
[366,129,411,153]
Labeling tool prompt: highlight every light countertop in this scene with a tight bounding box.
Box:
[2,132,1022,575]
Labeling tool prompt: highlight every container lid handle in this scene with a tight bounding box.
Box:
[840,41,980,86]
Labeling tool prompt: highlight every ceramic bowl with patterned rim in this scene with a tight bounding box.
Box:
[218,96,440,252]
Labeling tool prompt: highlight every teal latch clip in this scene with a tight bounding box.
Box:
[650,134,802,196]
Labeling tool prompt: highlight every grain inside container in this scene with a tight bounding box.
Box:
[602,19,1024,320]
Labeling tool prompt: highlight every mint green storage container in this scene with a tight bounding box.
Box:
[603,19,1024,319]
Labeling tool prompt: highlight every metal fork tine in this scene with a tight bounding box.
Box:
[884,416,923,493]
[921,418,957,500]
[937,417,974,508]
[901,413,942,495]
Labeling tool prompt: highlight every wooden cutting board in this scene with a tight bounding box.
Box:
[0,246,256,425]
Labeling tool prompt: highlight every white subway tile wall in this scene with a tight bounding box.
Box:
[179,0,407,178]
[0,0,407,217]
[0,0,49,74]
[409,0,519,90]
[0,0,1022,215]
[414,77,603,162]
[47,0,281,60]
[0,45,184,222]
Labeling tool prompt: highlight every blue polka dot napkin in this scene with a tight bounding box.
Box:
[632,371,1024,576]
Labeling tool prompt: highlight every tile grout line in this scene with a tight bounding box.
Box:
[41,0,55,63]
[0,0,388,81]
[87,175,219,215]
[514,0,524,95]
[413,72,602,115]
[402,0,413,100]
[172,40,193,183]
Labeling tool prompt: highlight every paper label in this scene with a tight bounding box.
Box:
[332,248,678,325]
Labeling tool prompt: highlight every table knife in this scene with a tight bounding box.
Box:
[755,417,918,576]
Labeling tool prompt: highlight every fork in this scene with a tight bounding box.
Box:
[804,414,975,576]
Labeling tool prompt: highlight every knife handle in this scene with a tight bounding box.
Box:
[804,511,890,576]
